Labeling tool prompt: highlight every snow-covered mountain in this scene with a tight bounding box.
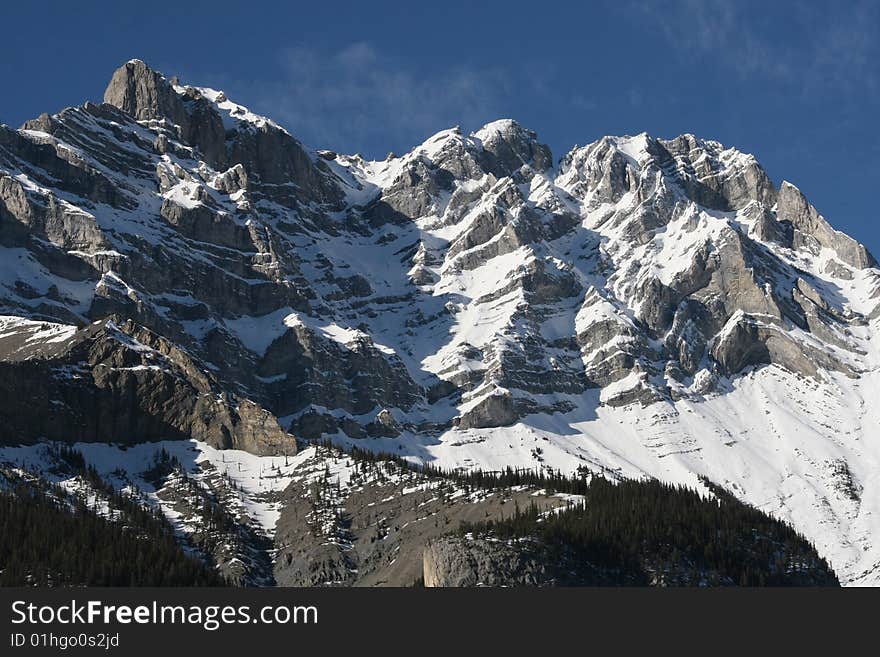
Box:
[1,60,878,585]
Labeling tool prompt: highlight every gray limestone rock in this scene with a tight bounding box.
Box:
[457,391,518,429]
[0,318,296,454]
[258,323,423,419]
[423,536,551,587]
[475,119,553,177]
[104,59,227,169]
[103,59,187,122]
[777,181,876,269]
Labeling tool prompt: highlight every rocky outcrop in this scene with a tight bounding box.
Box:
[474,119,553,177]
[271,447,572,587]
[710,313,859,379]
[103,60,341,205]
[258,322,423,419]
[776,181,876,269]
[0,317,296,454]
[104,59,187,122]
[656,133,777,211]
[104,59,227,168]
[422,506,839,587]
[423,536,554,586]
[558,137,637,205]
[159,198,254,250]
[1,172,110,263]
[226,121,342,206]
[457,390,518,429]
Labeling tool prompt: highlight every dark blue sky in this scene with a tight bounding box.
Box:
[2,0,878,255]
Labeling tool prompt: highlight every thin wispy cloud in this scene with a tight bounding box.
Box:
[631,0,880,100]
[242,43,563,156]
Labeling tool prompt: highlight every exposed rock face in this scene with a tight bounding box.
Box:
[0,317,295,455]
[423,537,554,587]
[103,59,341,203]
[259,321,423,420]
[457,390,518,429]
[474,119,553,177]
[776,181,876,269]
[270,447,570,587]
[654,133,778,211]
[2,59,879,585]
[104,59,185,122]
[422,525,839,587]
[105,60,227,169]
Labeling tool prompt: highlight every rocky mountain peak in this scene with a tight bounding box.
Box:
[102,60,341,205]
[103,59,171,120]
[104,59,227,168]
[1,59,879,585]
[471,118,553,175]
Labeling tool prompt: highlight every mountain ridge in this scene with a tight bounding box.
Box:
[1,59,878,585]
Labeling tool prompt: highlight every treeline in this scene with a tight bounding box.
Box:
[458,478,839,586]
[333,441,596,494]
[326,442,838,585]
[0,481,226,586]
[0,447,226,587]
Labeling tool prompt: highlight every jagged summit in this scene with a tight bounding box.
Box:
[92,60,878,274]
[103,59,178,121]
[101,59,342,202]
[105,60,284,134]
[1,59,879,584]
